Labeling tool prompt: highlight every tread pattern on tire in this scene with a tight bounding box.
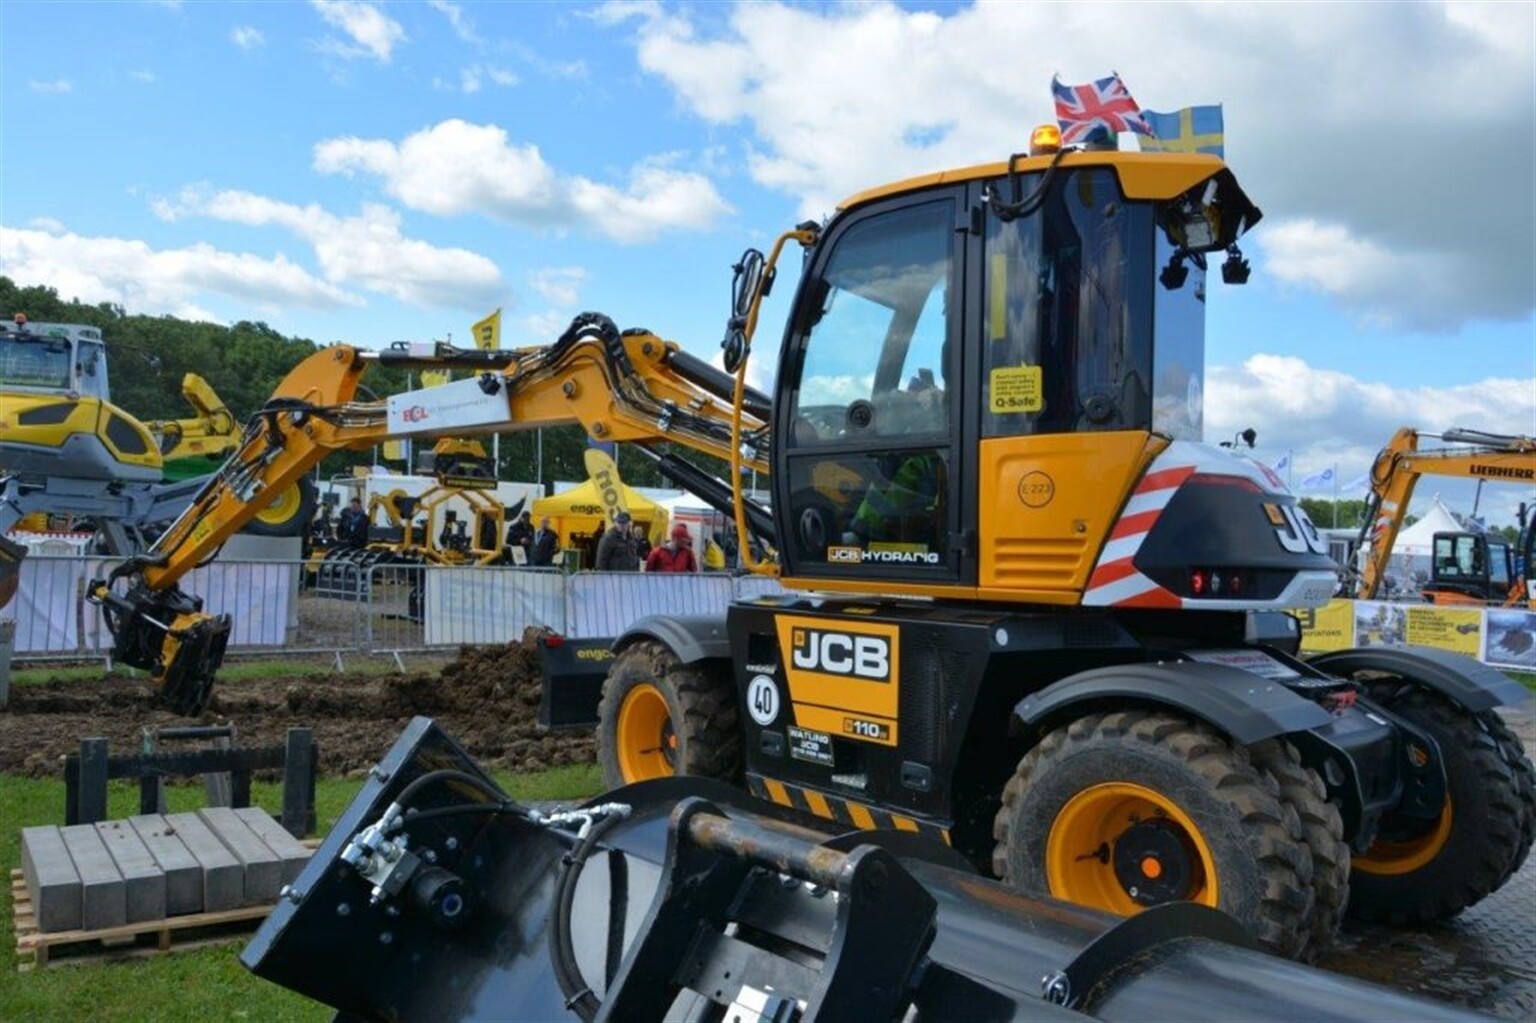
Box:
[1251,738,1349,960]
[1479,709,1536,879]
[1347,686,1530,926]
[991,710,1313,959]
[597,639,742,789]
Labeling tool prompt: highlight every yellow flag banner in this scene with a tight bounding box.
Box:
[472,309,501,351]
[419,370,451,388]
[583,447,628,524]
[381,440,406,461]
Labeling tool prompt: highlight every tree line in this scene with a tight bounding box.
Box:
[0,277,725,491]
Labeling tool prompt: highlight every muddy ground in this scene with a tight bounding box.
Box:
[0,634,594,778]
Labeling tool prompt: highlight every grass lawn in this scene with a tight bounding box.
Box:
[8,657,442,688]
[1512,669,1536,693]
[0,764,601,1021]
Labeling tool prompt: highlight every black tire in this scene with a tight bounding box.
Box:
[1480,709,1536,878]
[1251,738,1349,960]
[596,640,742,790]
[992,710,1313,959]
[243,477,317,538]
[1347,687,1532,925]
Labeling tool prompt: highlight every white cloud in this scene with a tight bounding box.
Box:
[312,119,731,242]
[28,79,72,94]
[528,267,588,307]
[523,311,572,340]
[26,216,66,233]
[129,70,157,83]
[0,224,360,316]
[1207,354,1536,523]
[451,65,517,94]
[154,186,504,308]
[231,25,266,50]
[311,0,405,63]
[429,0,478,44]
[600,1,1534,331]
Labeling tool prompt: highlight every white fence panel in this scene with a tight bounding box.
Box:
[422,566,565,646]
[0,557,84,654]
[183,560,297,648]
[567,572,734,639]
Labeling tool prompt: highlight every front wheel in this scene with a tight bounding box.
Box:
[1347,687,1535,925]
[992,711,1313,959]
[596,640,742,790]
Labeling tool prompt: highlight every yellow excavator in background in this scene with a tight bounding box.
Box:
[86,138,1532,959]
[0,315,313,548]
[1353,427,1536,604]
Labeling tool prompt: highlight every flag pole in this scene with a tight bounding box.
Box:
[1332,463,1339,528]
[1287,449,1293,488]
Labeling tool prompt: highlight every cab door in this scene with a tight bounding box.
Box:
[774,188,972,588]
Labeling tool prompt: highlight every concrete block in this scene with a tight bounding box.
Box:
[232,807,313,885]
[93,820,167,923]
[20,825,82,933]
[163,812,242,912]
[129,814,203,916]
[198,807,282,905]
[59,824,126,931]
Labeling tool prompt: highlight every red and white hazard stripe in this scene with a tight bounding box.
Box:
[1082,463,1193,608]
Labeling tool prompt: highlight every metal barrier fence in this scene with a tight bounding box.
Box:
[3,555,787,664]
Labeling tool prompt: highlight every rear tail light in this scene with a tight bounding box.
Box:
[1188,568,1250,598]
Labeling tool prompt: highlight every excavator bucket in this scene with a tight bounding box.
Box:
[243,718,1482,1023]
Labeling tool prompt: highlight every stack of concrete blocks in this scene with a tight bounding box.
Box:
[19,808,312,933]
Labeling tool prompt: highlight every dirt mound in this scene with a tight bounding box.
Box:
[0,634,594,779]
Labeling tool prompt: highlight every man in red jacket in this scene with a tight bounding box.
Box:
[646,524,698,573]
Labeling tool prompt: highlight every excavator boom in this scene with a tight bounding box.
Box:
[90,312,776,714]
[1354,427,1536,599]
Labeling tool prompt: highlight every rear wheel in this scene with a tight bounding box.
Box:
[597,640,742,789]
[244,478,317,537]
[1348,687,1534,924]
[992,711,1313,959]
[1250,739,1349,959]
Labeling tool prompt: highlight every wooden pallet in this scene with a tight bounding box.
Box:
[10,869,272,971]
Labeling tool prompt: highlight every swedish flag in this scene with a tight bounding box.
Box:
[1139,105,1224,158]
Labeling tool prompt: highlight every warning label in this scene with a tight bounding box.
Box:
[990,365,1043,414]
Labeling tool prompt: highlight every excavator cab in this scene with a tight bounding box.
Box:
[774,156,1261,597]
[1428,530,1515,604]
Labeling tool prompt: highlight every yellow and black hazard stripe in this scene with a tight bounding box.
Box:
[746,774,949,845]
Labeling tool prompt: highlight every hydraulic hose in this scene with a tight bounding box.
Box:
[551,813,627,1022]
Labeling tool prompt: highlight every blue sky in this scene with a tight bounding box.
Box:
[2,1,1532,523]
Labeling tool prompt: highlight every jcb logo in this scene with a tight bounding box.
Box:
[1270,503,1328,556]
[790,627,891,681]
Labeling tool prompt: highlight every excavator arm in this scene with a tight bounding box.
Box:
[143,373,240,461]
[1354,427,1536,599]
[89,312,774,715]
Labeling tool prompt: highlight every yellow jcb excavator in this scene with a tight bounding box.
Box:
[88,135,1532,962]
[1354,426,1536,605]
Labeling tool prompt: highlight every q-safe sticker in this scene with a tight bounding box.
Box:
[990,365,1043,414]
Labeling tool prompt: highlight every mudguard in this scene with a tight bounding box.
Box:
[1012,662,1332,746]
[615,613,731,665]
[1308,645,1532,713]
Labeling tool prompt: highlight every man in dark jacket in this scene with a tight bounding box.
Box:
[595,511,639,571]
[337,497,369,547]
[505,510,534,553]
[529,516,558,567]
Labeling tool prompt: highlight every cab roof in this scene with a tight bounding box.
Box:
[838,149,1233,211]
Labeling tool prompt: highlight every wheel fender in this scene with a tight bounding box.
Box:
[616,614,731,665]
[1012,662,1332,746]
[1309,646,1532,713]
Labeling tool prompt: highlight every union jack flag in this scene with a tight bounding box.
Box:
[1052,73,1153,145]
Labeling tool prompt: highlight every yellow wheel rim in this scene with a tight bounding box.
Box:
[616,683,677,783]
[254,483,302,526]
[1353,799,1453,876]
[1045,782,1219,916]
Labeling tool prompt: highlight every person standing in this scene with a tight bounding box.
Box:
[529,516,559,567]
[337,497,369,548]
[505,509,534,554]
[646,524,698,573]
[596,511,639,571]
[631,521,652,563]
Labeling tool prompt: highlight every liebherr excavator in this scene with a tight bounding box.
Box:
[94,136,1531,982]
